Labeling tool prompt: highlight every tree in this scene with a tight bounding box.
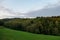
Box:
[0,20,4,26]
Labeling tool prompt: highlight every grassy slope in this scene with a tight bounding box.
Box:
[0,27,60,40]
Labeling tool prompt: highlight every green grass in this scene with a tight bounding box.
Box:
[0,27,60,40]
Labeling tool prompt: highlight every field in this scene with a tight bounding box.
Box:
[0,27,60,40]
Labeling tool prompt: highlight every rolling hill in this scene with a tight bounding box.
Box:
[0,27,60,40]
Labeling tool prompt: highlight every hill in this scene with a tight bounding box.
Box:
[0,27,60,40]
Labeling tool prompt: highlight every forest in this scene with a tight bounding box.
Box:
[0,16,60,36]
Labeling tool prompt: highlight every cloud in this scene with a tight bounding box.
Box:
[0,6,14,18]
[0,0,26,19]
[25,2,60,17]
[0,0,60,19]
[0,6,26,19]
[0,0,4,3]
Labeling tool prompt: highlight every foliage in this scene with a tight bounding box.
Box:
[0,16,60,36]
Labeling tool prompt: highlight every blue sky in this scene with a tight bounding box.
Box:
[0,0,60,18]
[2,0,58,13]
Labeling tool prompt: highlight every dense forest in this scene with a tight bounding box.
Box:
[0,16,60,36]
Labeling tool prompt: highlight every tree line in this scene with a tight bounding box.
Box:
[0,16,60,36]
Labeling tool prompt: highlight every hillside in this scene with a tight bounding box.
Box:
[0,27,60,40]
[2,17,60,35]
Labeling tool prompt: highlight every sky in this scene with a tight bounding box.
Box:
[2,0,59,13]
[0,0,60,18]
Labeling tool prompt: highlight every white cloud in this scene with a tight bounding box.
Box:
[0,0,26,19]
[0,7,14,18]
[0,6,26,19]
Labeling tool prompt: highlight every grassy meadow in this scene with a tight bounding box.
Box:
[0,27,60,40]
